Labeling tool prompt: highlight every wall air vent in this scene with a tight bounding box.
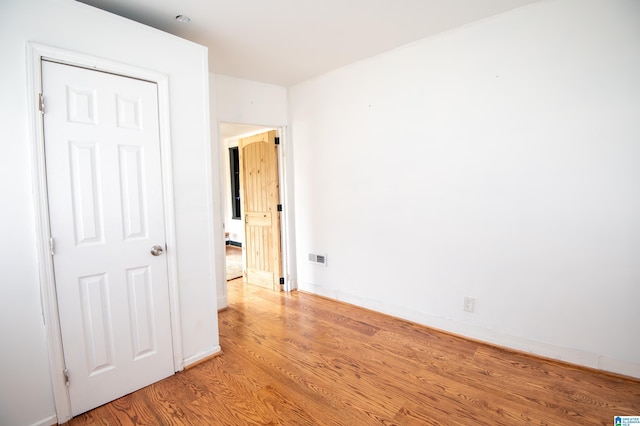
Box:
[308,253,327,266]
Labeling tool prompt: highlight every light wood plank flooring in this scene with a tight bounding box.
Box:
[68,278,640,425]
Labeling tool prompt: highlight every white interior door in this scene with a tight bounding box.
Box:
[42,60,174,416]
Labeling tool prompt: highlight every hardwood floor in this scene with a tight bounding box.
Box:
[225,245,243,281]
[68,278,640,425]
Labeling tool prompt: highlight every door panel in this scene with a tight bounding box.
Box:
[127,265,157,359]
[119,145,148,239]
[78,273,114,374]
[42,60,174,416]
[239,130,282,290]
[68,140,103,244]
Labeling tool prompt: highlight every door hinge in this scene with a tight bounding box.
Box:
[274,137,280,145]
[63,368,69,386]
[279,277,285,285]
[49,237,55,256]
[38,93,45,114]
[277,204,283,212]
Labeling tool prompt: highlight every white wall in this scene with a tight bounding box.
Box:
[213,74,288,126]
[289,0,640,378]
[0,1,220,424]
[211,74,291,306]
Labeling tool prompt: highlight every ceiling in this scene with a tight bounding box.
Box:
[77,0,538,87]
[219,123,273,140]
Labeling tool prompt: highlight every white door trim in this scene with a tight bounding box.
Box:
[275,126,296,292]
[26,42,183,423]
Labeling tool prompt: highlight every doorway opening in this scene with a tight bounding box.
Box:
[218,122,292,299]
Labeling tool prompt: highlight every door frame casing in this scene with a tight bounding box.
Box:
[275,126,296,292]
[26,42,183,423]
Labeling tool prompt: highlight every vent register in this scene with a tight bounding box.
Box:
[308,253,327,266]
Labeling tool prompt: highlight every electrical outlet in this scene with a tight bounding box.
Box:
[463,296,475,313]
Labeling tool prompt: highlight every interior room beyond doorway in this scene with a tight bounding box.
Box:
[219,122,277,285]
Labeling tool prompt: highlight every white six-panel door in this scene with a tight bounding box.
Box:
[42,60,174,416]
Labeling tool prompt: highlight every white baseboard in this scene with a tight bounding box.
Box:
[300,282,640,379]
[217,295,228,310]
[183,345,222,367]
[29,414,57,426]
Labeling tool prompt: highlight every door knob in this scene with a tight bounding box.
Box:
[150,245,164,256]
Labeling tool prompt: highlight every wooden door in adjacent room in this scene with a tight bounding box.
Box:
[239,130,282,290]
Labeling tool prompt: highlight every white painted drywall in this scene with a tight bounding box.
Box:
[289,0,640,378]
[0,0,220,424]
[214,74,288,126]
